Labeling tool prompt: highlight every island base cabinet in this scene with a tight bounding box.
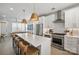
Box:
[64,36,78,54]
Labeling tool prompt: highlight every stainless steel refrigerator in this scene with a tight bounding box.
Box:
[33,23,43,36]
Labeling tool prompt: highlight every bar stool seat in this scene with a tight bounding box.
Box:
[19,41,29,55]
[12,35,18,49]
[24,46,39,55]
[19,41,39,55]
[11,33,16,37]
[15,37,20,44]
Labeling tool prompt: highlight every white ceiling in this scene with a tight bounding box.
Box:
[0,3,78,20]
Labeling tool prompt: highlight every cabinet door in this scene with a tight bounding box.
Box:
[74,6,79,28]
[64,36,72,51]
[65,7,77,28]
[64,36,77,53]
[70,37,77,53]
[65,10,74,28]
[1,22,7,34]
[65,10,71,28]
[77,38,79,54]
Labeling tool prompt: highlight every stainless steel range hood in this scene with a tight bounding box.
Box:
[54,10,65,23]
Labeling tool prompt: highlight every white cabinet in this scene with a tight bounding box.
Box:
[64,36,72,51]
[64,36,78,53]
[43,14,55,28]
[77,39,79,54]
[74,7,79,28]
[65,6,79,28]
[70,37,77,53]
[65,8,75,28]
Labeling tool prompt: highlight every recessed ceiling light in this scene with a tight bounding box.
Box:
[10,8,14,11]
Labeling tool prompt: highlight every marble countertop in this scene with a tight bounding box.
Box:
[16,33,51,47]
[65,35,79,38]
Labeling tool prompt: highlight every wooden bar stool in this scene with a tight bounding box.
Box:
[24,46,39,55]
[18,41,29,55]
[11,33,16,38]
[12,35,17,48]
[13,36,19,48]
[15,37,21,55]
[15,37,21,48]
[19,41,39,55]
[14,37,30,55]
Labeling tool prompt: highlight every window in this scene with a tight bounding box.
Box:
[12,22,27,32]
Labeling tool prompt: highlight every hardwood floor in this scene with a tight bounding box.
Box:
[0,36,15,55]
[51,47,73,55]
[0,36,73,55]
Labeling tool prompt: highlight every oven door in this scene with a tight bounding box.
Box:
[52,37,64,50]
[52,37,62,45]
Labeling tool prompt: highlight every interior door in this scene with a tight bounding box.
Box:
[1,22,7,34]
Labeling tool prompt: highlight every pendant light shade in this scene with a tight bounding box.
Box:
[21,19,27,24]
[30,12,39,21]
[30,4,39,22]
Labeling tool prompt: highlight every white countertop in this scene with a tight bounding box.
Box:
[65,35,79,38]
[16,33,52,55]
[17,33,51,47]
[43,32,51,35]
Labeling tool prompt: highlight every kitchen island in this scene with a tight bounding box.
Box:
[16,33,52,55]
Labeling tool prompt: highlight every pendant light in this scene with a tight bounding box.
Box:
[21,18,27,24]
[21,9,27,32]
[21,9,27,24]
[30,4,39,21]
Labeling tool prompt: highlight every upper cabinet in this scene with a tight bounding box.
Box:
[41,14,55,29]
[65,6,79,28]
[74,7,79,28]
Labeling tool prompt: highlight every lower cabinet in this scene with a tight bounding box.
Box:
[77,39,79,54]
[64,36,78,54]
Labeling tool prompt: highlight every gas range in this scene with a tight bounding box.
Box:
[52,33,65,50]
